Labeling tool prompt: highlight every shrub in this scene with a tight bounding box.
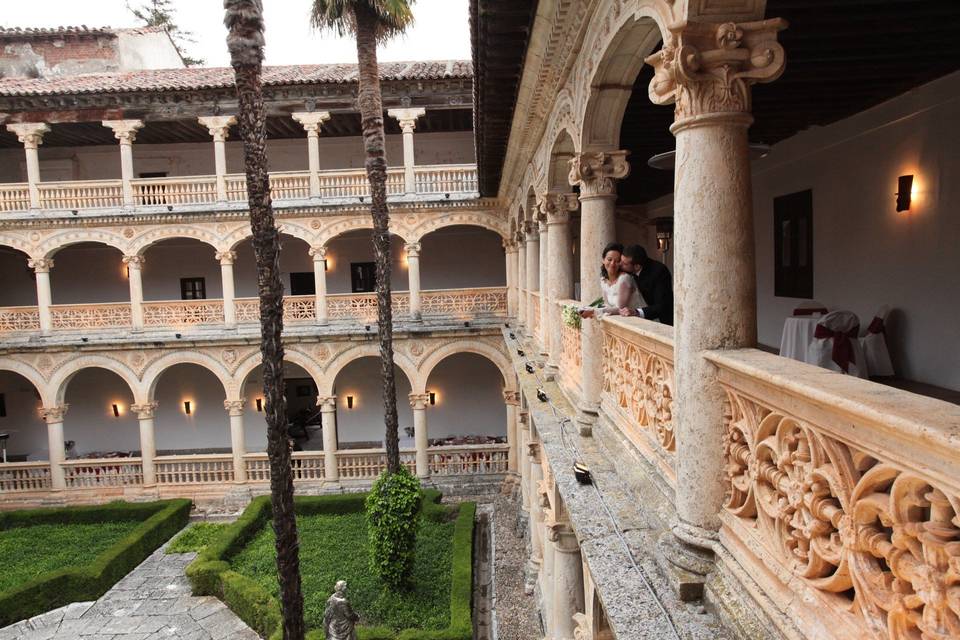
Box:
[365,468,423,588]
[166,522,229,554]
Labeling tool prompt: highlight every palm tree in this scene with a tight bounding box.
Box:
[310,0,415,474]
[224,2,305,638]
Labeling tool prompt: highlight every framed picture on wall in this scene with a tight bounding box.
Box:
[774,189,814,299]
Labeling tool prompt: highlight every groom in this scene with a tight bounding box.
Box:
[619,245,673,325]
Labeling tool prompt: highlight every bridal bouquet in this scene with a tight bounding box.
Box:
[562,298,603,329]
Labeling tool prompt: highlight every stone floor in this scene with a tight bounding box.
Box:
[0,540,260,640]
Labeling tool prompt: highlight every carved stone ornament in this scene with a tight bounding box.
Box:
[317,395,337,410]
[40,405,69,423]
[28,257,54,273]
[102,119,145,144]
[405,242,421,258]
[645,19,787,125]
[323,580,359,640]
[221,348,238,366]
[197,115,237,142]
[568,151,630,197]
[503,390,521,405]
[122,255,145,268]
[6,122,50,148]
[215,251,236,265]
[409,393,430,410]
[223,399,244,416]
[308,245,327,260]
[129,402,158,420]
[540,192,579,224]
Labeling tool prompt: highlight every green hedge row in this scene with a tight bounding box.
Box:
[0,499,191,627]
[186,490,473,640]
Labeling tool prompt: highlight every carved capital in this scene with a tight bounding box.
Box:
[40,404,68,423]
[130,402,158,420]
[6,122,50,149]
[308,245,327,260]
[122,255,145,268]
[646,19,787,127]
[502,237,517,252]
[547,521,579,551]
[102,119,145,144]
[568,151,630,198]
[409,393,430,410]
[404,242,421,259]
[197,115,237,142]
[291,111,331,135]
[523,221,539,238]
[223,399,245,416]
[317,395,337,411]
[527,441,541,462]
[28,257,54,273]
[541,191,578,224]
[503,389,520,405]
[387,107,426,133]
[215,250,237,265]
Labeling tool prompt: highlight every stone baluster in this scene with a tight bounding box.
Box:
[309,245,328,324]
[40,405,68,490]
[216,251,237,327]
[6,122,50,209]
[130,402,159,485]
[517,235,527,328]
[197,116,237,202]
[543,192,577,377]
[645,18,786,594]
[537,214,551,363]
[503,238,519,317]
[317,395,339,482]
[409,393,430,478]
[503,390,520,474]
[123,255,145,331]
[388,108,425,195]
[568,151,630,434]
[28,257,54,334]
[102,120,144,207]
[291,112,332,197]
[224,400,247,482]
[406,243,422,321]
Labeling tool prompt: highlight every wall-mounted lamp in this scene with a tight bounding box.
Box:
[112,403,120,418]
[896,174,914,212]
[183,400,192,415]
[428,391,436,406]
[255,398,263,412]
[323,259,329,272]
[652,217,674,256]
[346,395,354,410]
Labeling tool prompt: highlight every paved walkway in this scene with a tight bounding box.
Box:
[0,541,260,640]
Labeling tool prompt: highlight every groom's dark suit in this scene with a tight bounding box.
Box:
[633,258,674,326]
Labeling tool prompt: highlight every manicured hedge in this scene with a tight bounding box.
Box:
[0,498,191,627]
[187,489,473,640]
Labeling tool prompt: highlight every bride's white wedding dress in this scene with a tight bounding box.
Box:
[598,273,645,315]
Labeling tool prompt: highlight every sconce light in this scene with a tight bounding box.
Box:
[428,391,436,406]
[183,400,192,415]
[255,398,263,412]
[323,259,329,272]
[896,174,914,212]
[112,403,120,418]
[652,217,674,256]
[346,395,354,410]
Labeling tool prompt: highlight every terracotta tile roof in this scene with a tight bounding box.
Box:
[0,26,118,39]
[0,60,472,97]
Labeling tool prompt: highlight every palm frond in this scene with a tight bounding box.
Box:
[310,0,415,42]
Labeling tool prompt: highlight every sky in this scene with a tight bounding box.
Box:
[1,0,471,67]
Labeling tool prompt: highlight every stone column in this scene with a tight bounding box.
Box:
[503,238,518,318]
[568,151,630,434]
[503,390,520,474]
[548,522,585,639]
[224,400,247,482]
[543,192,577,375]
[388,108,426,195]
[518,411,530,510]
[526,442,544,582]
[130,402,159,485]
[28,258,54,334]
[525,223,540,338]
[645,19,786,589]
[539,489,556,622]
[216,251,237,327]
[292,112,331,197]
[409,393,430,478]
[517,236,527,328]
[102,120,144,207]
[406,242,422,321]
[123,255,145,331]
[537,216,551,360]
[309,245,328,324]
[318,396,339,482]
[6,123,50,209]
[197,115,237,202]
[41,405,68,490]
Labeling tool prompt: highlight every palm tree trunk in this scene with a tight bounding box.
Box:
[224,2,305,638]
[354,5,401,474]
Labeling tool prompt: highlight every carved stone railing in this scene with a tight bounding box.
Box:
[556,299,582,399]
[51,302,132,330]
[243,451,325,482]
[326,292,410,322]
[336,448,417,479]
[154,454,234,484]
[708,348,960,640]
[427,444,510,475]
[420,287,507,318]
[0,305,40,332]
[600,317,676,481]
[0,164,478,215]
[61,457,144,488]
[0,461,51,492]
[143,300,224,327]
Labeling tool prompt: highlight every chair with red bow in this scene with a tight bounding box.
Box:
[806,310,868,378]
[861,305,894,377]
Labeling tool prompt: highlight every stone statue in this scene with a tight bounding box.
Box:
[323,580,359,640]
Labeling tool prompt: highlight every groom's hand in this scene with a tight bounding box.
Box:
[618,307,636,317]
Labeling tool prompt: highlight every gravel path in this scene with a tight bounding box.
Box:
[491,492,541,640]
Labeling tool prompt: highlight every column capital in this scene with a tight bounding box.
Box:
[130,402,158,419]
[215,250,237,265]
[6,122,50,149]
[223,399,245,416]
[308,244,327,260]
[524,221,539,238]
[646,19,786,129]
[317,395,337,410]
[546,520,579,551]
[102,119,145,144]
[503,389,520,405]
[502,237,518,252]
[292,111,331,134]
[527,440,541,462]
[28,257,54,273]
[568,151,630,198]
[40,404,68,423]
[404,242,421,258]
[541,191,578,224]
[197,115,237,142]
[387,107,426,133]
[122,254,145,268]
[409,393,430,410]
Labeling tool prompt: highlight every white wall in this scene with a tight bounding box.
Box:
[419,226,506,290]
[333,357,414,446]
[423,352,506,439]
[0,248,37,306]
[62,368,139,456]
[0,371,46,459]
[116,30,184,71]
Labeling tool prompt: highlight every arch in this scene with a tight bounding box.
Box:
[0,358,52,406]
[48,355,143,406]
[232,348,325,402]
[224,221,316,251]
[141,352,232,402]
[416,340,515,395]
[408,212,508,243]
[319,344,419,397]
[524,186,539,223]
[546,127,578,192]
[0,232,34,255]
[128,225,221,255]
[318,218,410,247]
[35,230,129,259]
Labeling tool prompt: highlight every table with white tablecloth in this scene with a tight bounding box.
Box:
[779,315,870,378]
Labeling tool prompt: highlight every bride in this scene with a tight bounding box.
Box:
[580,242,645,317]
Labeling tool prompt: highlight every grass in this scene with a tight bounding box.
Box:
[0,521,142,593]
[230,511,456,631]
[166,522,230,554]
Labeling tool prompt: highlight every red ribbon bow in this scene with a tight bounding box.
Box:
[867,316,885,335]
[814,323,859,373]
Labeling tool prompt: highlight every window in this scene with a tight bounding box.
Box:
[350,262,376,293]
[290,272,315,296]
[774,189,813,299]
[180,277,207,300]
[0,393,5,418]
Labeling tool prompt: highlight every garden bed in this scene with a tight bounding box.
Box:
[187,490,474,640]
[0,499,191,627]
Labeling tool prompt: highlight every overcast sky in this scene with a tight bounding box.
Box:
[2,0,471,67]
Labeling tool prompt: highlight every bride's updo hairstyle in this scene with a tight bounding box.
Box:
[600,242,624,280]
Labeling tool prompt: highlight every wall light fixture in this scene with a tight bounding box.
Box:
[112,403,120,418]
[428,391,436,406]
[346,395,354,410]
[255,398,263,412]
[896,174,914,212]
[184,400,192,415]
